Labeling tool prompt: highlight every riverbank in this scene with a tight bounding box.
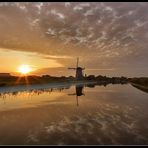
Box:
[0,75,128,87]
[131,83,148,93]
[129,77,148,93]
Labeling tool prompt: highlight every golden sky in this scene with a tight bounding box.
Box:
[0,48,65,75]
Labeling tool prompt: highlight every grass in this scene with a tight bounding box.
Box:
[129,77,148,93]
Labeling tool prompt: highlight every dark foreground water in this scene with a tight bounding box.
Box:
[0,82,148,145]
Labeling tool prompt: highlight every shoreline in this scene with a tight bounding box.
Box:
[0,80,97,93]
[130,82,148,93]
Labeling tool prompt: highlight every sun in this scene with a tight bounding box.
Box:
[18,64,32,75]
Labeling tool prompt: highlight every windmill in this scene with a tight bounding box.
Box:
[68,57,85,80]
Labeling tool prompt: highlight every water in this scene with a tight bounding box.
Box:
[0,82,148,145]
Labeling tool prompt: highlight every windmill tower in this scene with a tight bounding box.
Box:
[68,57,85,80]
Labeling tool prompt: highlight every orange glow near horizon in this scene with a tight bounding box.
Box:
[0,48,65,76]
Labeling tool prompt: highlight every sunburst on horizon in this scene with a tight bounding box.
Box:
[17,64,32,75]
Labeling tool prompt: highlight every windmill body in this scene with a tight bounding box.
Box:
[68,58,85,80]
[76,67,84,80]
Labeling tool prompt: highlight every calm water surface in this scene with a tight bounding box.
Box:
[0,83,148,145]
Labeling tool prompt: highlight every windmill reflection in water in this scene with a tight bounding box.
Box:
[68,84,85,106]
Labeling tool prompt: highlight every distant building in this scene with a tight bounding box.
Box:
[0,73,11,77]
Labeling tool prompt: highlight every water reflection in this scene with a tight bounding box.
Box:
[0,82,148,145]
[0,86,69,99]
[0,82,128,108]
[0,82,126,99]
[68,85,85,106]
[0,83,91,107]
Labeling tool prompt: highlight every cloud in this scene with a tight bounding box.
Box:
[0,2,148,76]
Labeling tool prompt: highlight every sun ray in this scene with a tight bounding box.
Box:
[24,76,29,86]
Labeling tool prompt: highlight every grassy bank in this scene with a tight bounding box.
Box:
[131,83,148,93]
[129,77,148,87]
[129,77,148,93]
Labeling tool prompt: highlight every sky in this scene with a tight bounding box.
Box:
[0,2,148,77]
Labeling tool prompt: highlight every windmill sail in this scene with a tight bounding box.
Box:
[68,68,76,70]
[76,57,79,68]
